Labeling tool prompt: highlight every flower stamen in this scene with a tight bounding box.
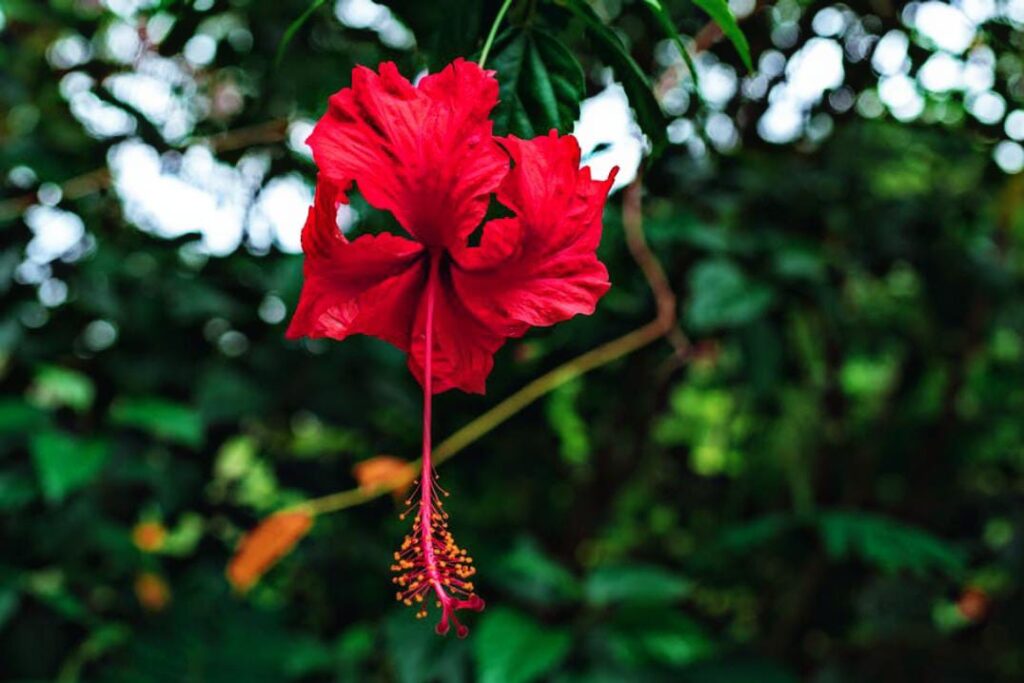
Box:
[390,251,484,637]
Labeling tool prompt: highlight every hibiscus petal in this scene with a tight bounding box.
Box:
[451,132,617,334]
[306,59,507,249]
[408,263,505,395]
[287,178,426,348]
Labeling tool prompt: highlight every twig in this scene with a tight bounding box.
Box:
[622,171,687,355]
[0,119,288,221]
[300,176,688,516]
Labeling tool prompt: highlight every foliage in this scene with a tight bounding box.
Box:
[3,0,1024,681]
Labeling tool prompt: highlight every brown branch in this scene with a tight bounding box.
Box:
[302,176,688,516]
[622,172,687,356]
[0,118,289,221]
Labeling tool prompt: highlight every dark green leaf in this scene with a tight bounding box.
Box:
[642,0,703,99]
[683,658,800,683]
[491,28,589,137]
[691,0,753,71]
[584,564,691,606]
[817,511,966,578]
[30,432,109,503]
[604,607,716,667]
[686,258,774,331]
[0,471,36,511]
[491,28,586,138]
[110,398,204,448]
[0,589,19,630]
[0,399,50,433]
[27,365,95,413]
[274,0,329,67]
[474,607,571,683]
[561,0,669,156]
[492,538,581,605]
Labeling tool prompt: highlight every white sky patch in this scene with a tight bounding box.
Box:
[69,90,138,138]
[758,95,804,144]
[1006,0,1024,22]
[184,34,217,66]
[918,52,963,92]
[994,141,1024,173]
[334,0,415,49]
[758,38,844,144]
[911,2,976,53]
[47,33,92,69]
[572,82,645,191]
[759,50,787,78]
[698,59,738,108]
[729,0,757,19]
[872,30,910,76]
[706,112,740,152]
[24,206,86,264]
[250,175,314,254]
[956,0,997,23]
[1005,110,1024,140]
[786,38,845,102]
[101,20,143,63]
[288,119,316,160]
[968,90,1006,124]
[879,74,925,120]
[108,140,269,255]
[962,46,996,93]
[812,7,846,36]
[102,0,158,18]
[105,55,203,142]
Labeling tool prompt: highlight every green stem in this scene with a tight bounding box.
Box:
[301,318,669,516]
[478,0,516,68]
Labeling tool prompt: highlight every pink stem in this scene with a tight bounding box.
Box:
[418,252,448,612]
[411,250,482,637]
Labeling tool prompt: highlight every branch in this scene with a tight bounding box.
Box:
[0,119,288,221]
[302,175,688,516]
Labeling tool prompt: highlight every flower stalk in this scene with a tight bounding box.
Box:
[478,0,516,68]
[391,251,485,637]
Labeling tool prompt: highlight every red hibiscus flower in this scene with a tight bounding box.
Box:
[286,58,617,637]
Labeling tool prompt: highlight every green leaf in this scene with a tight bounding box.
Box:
[686,258,774,331]
[385,610,468,683]
[30,432,109,503]
[545,378,591,465]
[274,0,328,67]
[27,365,95,413]
[642,0,703,100]
[0,471,37,511]
[707,513,798,555]
[691,0,753,71]
[605,607,715,667]
[683,658,799,683]
[474,607,571,683]
[492,538,581,605]
[160,513,205,556]
[110,397,204,448]
[817,511,966,578]
[0,398,50,433]
[561,0,669,156]
[491,28,586,138]
[584,564,691,606]
[0,589,19,630]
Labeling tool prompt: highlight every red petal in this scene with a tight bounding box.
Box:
[306,60,507,249]
[287,177,426,348]
[451,133,616,334]
[408,266,505,395]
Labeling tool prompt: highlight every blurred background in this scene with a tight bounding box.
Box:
[3,0,1024,681]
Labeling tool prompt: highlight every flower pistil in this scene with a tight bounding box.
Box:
[390,251,484,637]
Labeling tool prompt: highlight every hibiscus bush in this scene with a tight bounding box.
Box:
[3,0,1024,681]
